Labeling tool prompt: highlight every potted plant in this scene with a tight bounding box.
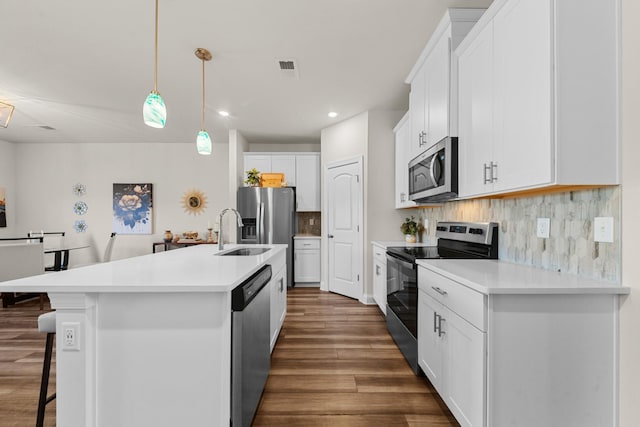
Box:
[400,216,421,243]
[244,168,261,187]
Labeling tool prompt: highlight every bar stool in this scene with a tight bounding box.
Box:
[36,311,56,427]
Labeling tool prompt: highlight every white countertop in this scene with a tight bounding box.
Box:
[417,259,629,295]
[0,244,287,293]
[294,235,321,239]
[372,240,434,249]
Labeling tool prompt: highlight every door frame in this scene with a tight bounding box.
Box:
[321,156,364,302]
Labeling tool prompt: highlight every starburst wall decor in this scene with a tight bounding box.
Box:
[182,189,207,215]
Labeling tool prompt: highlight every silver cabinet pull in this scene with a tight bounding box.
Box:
[492,162,498,182]
[279,278,284,292]
[376,265,381,276]
[438,316,446,337]
[483,163,492,184]
[433,312,439,333]
[431,286,447,296]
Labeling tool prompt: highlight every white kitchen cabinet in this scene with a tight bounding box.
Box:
[372,243,387,314]
[457,0,619,198]
[244,152,320,212]
[269,251,287,352]
[418,270,486,427]
[294,237,320,284]
[393,113,416,209]
[407,9,485,160]
[294,154,320,211]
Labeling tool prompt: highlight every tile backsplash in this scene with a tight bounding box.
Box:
[418,187,620,282]
[297,212,321,236]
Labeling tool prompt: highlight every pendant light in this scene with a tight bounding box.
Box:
[143,0,166,128]
[195,48,212,155]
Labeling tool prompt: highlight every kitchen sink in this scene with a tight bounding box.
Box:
[217,247,270,256]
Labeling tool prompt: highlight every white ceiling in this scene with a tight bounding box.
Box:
[0,0,492,146]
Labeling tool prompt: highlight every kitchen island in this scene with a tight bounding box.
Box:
[0,243,287,427]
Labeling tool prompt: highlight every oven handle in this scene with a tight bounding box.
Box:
[386,253,416,270]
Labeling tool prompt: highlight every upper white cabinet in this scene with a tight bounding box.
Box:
[294,154,321,212]
[407,9,485,161]
[457,0,620,198]
[394,113,416,209]
[243,152,321,211]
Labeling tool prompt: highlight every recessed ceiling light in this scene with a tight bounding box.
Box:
[328,111,338,118]
[218,110,229,117]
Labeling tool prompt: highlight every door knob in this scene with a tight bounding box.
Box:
[328,234,334,238]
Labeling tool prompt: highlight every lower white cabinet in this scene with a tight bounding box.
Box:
[418,263,620,427]
[418,275,485,427]
[293,237,320,284]
[372,243,387,314]
[269,251,287,352]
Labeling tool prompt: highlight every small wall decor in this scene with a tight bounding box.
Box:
[181,189,207,215]
[113,183,153,234]
[73,200,88,215]
[73,220,88,233]
[0,186,6,227]
[73,183,86,197]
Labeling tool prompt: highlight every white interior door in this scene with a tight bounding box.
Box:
[326,159,362,300]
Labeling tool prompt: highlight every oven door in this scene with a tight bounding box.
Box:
[408,136,458,202]
[386,252,417,338]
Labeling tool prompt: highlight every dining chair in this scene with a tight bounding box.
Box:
[103,232,117,262]
[0,238,45,308]
[28,231,66,271]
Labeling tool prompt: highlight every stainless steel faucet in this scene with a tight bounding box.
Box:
[218,208,244,250]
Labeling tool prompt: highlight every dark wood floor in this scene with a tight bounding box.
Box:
[0,289,457,426]
[254,288,458,426]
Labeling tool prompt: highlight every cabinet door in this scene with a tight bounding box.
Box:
[426,31,451,146]
[244,154,272,175]
[492,0,552,192]
[409,63,427,160]
[394,118,416,209]
[372,248,387,314]
[294,249,320,283]
[271,155,297,186]
[418,289,444,390]
[295,154,320,211]
[458,21,495,198]
[442,309,486,427]
[270,266,287,352]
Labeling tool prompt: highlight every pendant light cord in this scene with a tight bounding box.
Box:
[201,58,205,129]
[154,0,159,93]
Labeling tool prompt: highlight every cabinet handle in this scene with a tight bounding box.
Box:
[279,278,284,292]
[434,312,439,333]
[376,265,381,276]
[492,162,498,182]
[483,163,492,184]
[431,286,447,296]
[438,316,446,337]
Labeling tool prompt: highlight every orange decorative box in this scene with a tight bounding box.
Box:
[260,173,285,188]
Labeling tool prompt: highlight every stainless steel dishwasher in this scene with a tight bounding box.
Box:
[231,264,272,427]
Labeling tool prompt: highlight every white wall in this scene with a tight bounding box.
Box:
[7,141,229,265]
[226,129,249,244]
[0,140,16,234]
[619,0,640,425]
[320,110,406,301]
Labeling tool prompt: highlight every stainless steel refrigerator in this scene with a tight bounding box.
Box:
[237,187,296,287]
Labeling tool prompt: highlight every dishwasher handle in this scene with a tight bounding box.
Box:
[231,264,272,311]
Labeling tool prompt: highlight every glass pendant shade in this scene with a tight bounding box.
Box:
[143,92,166,128]
[196,130,212,155]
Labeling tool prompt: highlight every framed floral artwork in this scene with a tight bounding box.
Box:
[0,186,6,228]
[112,183,153,234]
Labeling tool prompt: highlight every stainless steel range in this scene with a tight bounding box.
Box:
[386,221,498,374]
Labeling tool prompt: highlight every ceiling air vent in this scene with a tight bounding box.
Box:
[276,59,299,79]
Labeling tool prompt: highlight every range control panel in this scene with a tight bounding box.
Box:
[435,221,498,245]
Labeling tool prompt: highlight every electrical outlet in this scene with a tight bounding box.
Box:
[536,218,550,238]
[62,322,80,351]
[594,217,614,243]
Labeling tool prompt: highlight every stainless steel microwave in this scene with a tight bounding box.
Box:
[408,137,458,202]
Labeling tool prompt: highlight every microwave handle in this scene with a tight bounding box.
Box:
[429,154,439,187]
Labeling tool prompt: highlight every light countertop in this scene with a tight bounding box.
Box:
[372,240,434,249]
[417,259,629,295]
[294,235,321,239]
[0,244,287,293]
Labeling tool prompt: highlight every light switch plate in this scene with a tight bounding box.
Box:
[536,218,550,238]
[594,217,614,243]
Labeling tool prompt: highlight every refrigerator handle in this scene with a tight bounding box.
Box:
[258,202,265,243]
